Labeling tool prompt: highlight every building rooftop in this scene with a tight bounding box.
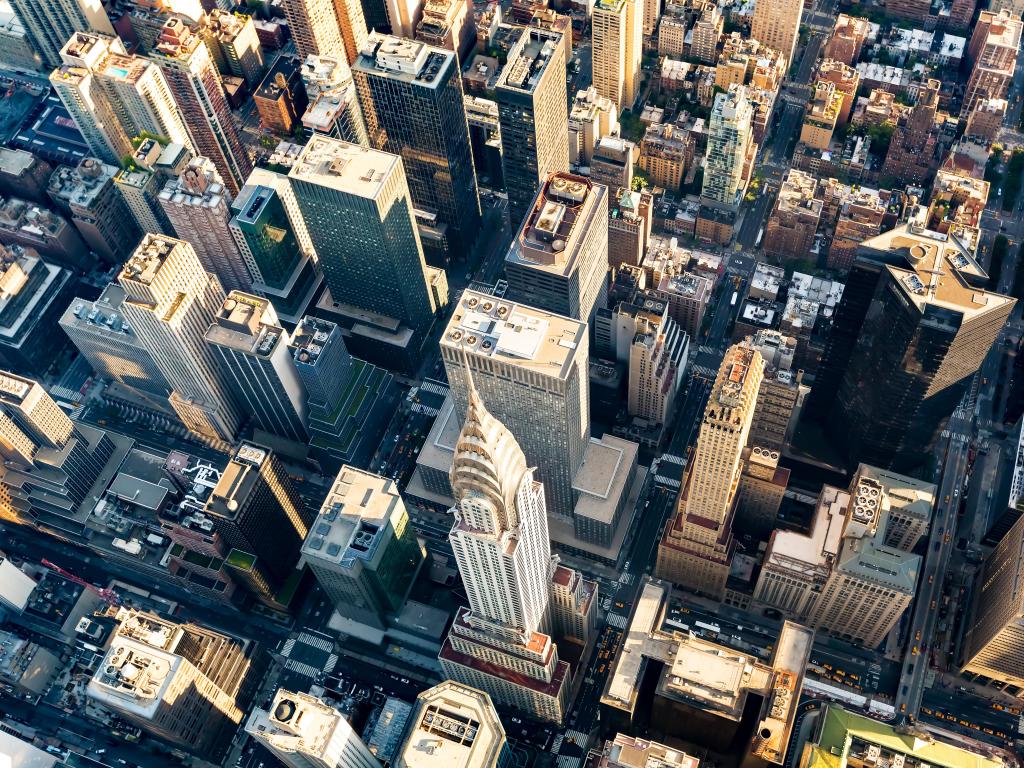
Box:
[804,705,1004,768]
[600,734,699,768]
[355,34,452,87]
[246,689,350,762]
[0,147,37,177]
[88,611,185,719]
[602,579,811,763]
[205,292,286,359]
[205,443,272,521]
[289,135,398,200]
[862,207,1014,321]
[775,170,822,218]
[400,681,506,768]
[442,289,585,380]
[47,158,115,209]
[119,234,184,286]
[0,556,36,613]
[301,54,351,97]
[573,434,638,525]
[496,27,562,94]
[365,697,413,763]
[509,173,606,273]
[301,466,404,567]
[255,54,299,101]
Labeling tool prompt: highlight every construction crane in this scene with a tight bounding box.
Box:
[40,559,122,606]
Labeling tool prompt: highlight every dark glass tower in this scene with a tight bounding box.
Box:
[495,27,570,229]
[352,34,481,265]
[804,213,1014,469]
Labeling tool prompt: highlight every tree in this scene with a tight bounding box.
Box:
[631,167,650,191]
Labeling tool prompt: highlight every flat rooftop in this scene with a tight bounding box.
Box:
[441,289,585,381]
[401,681,506,768]
[573,434,636,525]
[354,34,453,87]
[496,27,562,94]
[289,135,399,200]
[862,212,1014,320]
[206,443,271,520]
[509,173,605,275]
[301,466,403,567]
[205,292,285,358]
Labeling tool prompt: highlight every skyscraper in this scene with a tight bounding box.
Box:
[204,443,313,604]
[0,369,125,535]
[282,0,368,64]
[804,208,1015,469]
[9,0,112,67]
[288,316,399,475]
[158,157,253,292]
[750,0,801,67]
[118,234,241,443]
[247,689,379,768]
[59,284,172,402]
[205,293,308,444]
[591,0,642,112]
[440,290,590,520]
[495,27,569,227]
[51,33,192,165]
[505,172,608,325]
[87,610,252,756]
[151,18,252,195]
[397,682,509,768]
[962,513,1024,689]
[301,466,425,631]
[288,136,438,365]
[656,342,763,598]
[754,470,925,648]
[438,368,572,724]
[228,168,323,324]
[701,84,754,209]
[353,34,480,264]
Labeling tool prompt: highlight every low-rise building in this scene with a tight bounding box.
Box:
[763,170,822,261]
[639,123,694,192]
[825,14,870,66]
[255,55,308,136]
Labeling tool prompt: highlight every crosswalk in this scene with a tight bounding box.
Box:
[691,365,718,380]
[697,344,716,355]
[941,430,970,444]
[606,612,629,630]
[618,572,634,586]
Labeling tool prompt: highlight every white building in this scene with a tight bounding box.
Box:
[438,366,575,723]
[246,688,378,768]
